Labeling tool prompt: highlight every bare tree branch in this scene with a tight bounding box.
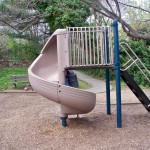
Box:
[0,13,52,34]
[118,1,150,13]
[114,0,121,18]
[83,0,150,40]
[106,0,115,14]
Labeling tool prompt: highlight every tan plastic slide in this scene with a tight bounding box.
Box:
[28,29,96,118]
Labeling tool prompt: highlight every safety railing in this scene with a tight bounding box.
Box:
[67,26,114,68]
[120,42,150,84]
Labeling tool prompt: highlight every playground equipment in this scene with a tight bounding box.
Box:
[28,20,150,128]
[120,42,150,111]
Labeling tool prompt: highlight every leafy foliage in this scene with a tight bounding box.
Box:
[35,0,90,32]
[0,33,41,61]
[120,39,150,87]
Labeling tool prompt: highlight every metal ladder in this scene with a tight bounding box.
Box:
[120,42,150,84]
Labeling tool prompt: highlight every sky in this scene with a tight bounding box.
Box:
[134,0,149,5]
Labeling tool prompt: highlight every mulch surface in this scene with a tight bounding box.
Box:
[0,92,150,150]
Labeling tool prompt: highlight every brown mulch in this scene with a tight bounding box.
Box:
[0,91,150,150]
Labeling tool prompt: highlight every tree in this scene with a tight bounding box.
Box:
[0,0,90,33]
[0,0,47,61]
[83,0,150,40]
[0,0,150,40]
[35,0,90,32]
[0,0,39,33]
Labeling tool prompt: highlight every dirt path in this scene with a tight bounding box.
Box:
[75,71,112,93]
[0,91,150,150]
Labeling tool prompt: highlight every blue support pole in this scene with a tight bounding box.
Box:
[106,69,111,115]
[112,20,122,128]
[104,28,111,115]
[61,117,67,127]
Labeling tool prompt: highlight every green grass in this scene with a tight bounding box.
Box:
[78,79,92,89]
[0,67,28,90]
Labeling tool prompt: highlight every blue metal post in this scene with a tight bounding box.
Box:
[106,69,111,115]
[61,117,67,127]
[104,28,111,115]
[112,20,122,128]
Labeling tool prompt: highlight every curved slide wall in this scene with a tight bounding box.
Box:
[28,29,96,117]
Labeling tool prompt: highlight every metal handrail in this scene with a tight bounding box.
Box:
[120,42,150,84]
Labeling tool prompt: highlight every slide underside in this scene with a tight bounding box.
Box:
[28,29,96,116]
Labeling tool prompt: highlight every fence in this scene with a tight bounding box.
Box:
[67,26,114,68]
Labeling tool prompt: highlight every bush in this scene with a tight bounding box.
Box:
[4,34,42,61]
[120,39,150,87]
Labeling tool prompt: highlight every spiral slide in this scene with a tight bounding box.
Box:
[28,29,96,122]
